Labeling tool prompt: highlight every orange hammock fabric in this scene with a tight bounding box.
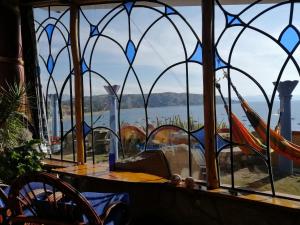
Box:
[120,125,146,143]
[241,100,300,162]
[229,111,266,155]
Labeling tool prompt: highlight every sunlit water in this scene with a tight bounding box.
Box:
[52,100,300,134]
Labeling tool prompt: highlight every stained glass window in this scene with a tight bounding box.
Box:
[215,0,300,199]
[34,1,211,181]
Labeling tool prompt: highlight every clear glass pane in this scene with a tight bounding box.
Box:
[78,1,202,178]
[215,0,300,199]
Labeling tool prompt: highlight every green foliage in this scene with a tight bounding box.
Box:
[155,115,203,130]
[217,121,228,130]
[0,117,25,149]
[0,140,45,184]
[0,82,26,125]
[0,82,43,184]
[0,83,30,149]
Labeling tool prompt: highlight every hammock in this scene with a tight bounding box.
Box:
[229,111,266,155]
[229,79,300,162]
[216,83,266,155]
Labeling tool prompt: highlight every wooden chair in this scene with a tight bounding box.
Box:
[0,184,9,224]
[8,172,129,225]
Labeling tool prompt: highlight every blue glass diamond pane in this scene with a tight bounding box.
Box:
[81,59,89,74]
[226,15,242,25]
[126,40,136,64]
[90,24,99,37]
[215,54,226,69]
[279,26,300,53]
[192,128,205,146]
[191,128,205,155]
[124,1,134,14]
[83,122,91,137]
[45,24,55,42]
[47,55,54,74]
[165,6,175,15]
[216,135,231,151]
[192,128,230,152]
[190,43,202,63]
[227,15,235,24]
[231,18,242,25]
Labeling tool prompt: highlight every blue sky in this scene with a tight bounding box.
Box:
[34,1,300,102]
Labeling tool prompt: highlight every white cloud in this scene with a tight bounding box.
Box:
[36,3,300,99]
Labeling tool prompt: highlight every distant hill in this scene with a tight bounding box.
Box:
[231,95,300,102]
[61,92,231,113]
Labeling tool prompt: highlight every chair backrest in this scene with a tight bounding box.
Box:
[8,172,102,225]
[0,185,8,224]
[0,186,8,207]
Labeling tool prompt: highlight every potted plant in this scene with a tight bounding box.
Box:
[0,140,44,184]
[0,82,44,184]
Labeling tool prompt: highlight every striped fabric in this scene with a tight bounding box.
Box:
[241,101,300,161]
[230,112,266,155]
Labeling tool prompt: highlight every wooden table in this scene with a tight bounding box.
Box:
[53,163,168,192]
[42,159,77,171]
[52,163,300,225]
[53,163,175,224]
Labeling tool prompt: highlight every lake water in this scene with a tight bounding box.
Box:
[57,100,300,133]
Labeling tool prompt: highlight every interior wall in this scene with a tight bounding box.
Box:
[0,1,24,88]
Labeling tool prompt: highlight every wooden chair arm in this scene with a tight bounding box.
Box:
[101,201,129,224]
[8,172,103,225]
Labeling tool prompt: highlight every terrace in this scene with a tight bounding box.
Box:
[1,0,300,224]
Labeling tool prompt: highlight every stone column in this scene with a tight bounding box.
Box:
[49,94,59,138]
[274,80,298,174]
[104,85,120,170]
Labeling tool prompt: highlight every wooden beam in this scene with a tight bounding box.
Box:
[70,3,85,164]
[202,0,218,189]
